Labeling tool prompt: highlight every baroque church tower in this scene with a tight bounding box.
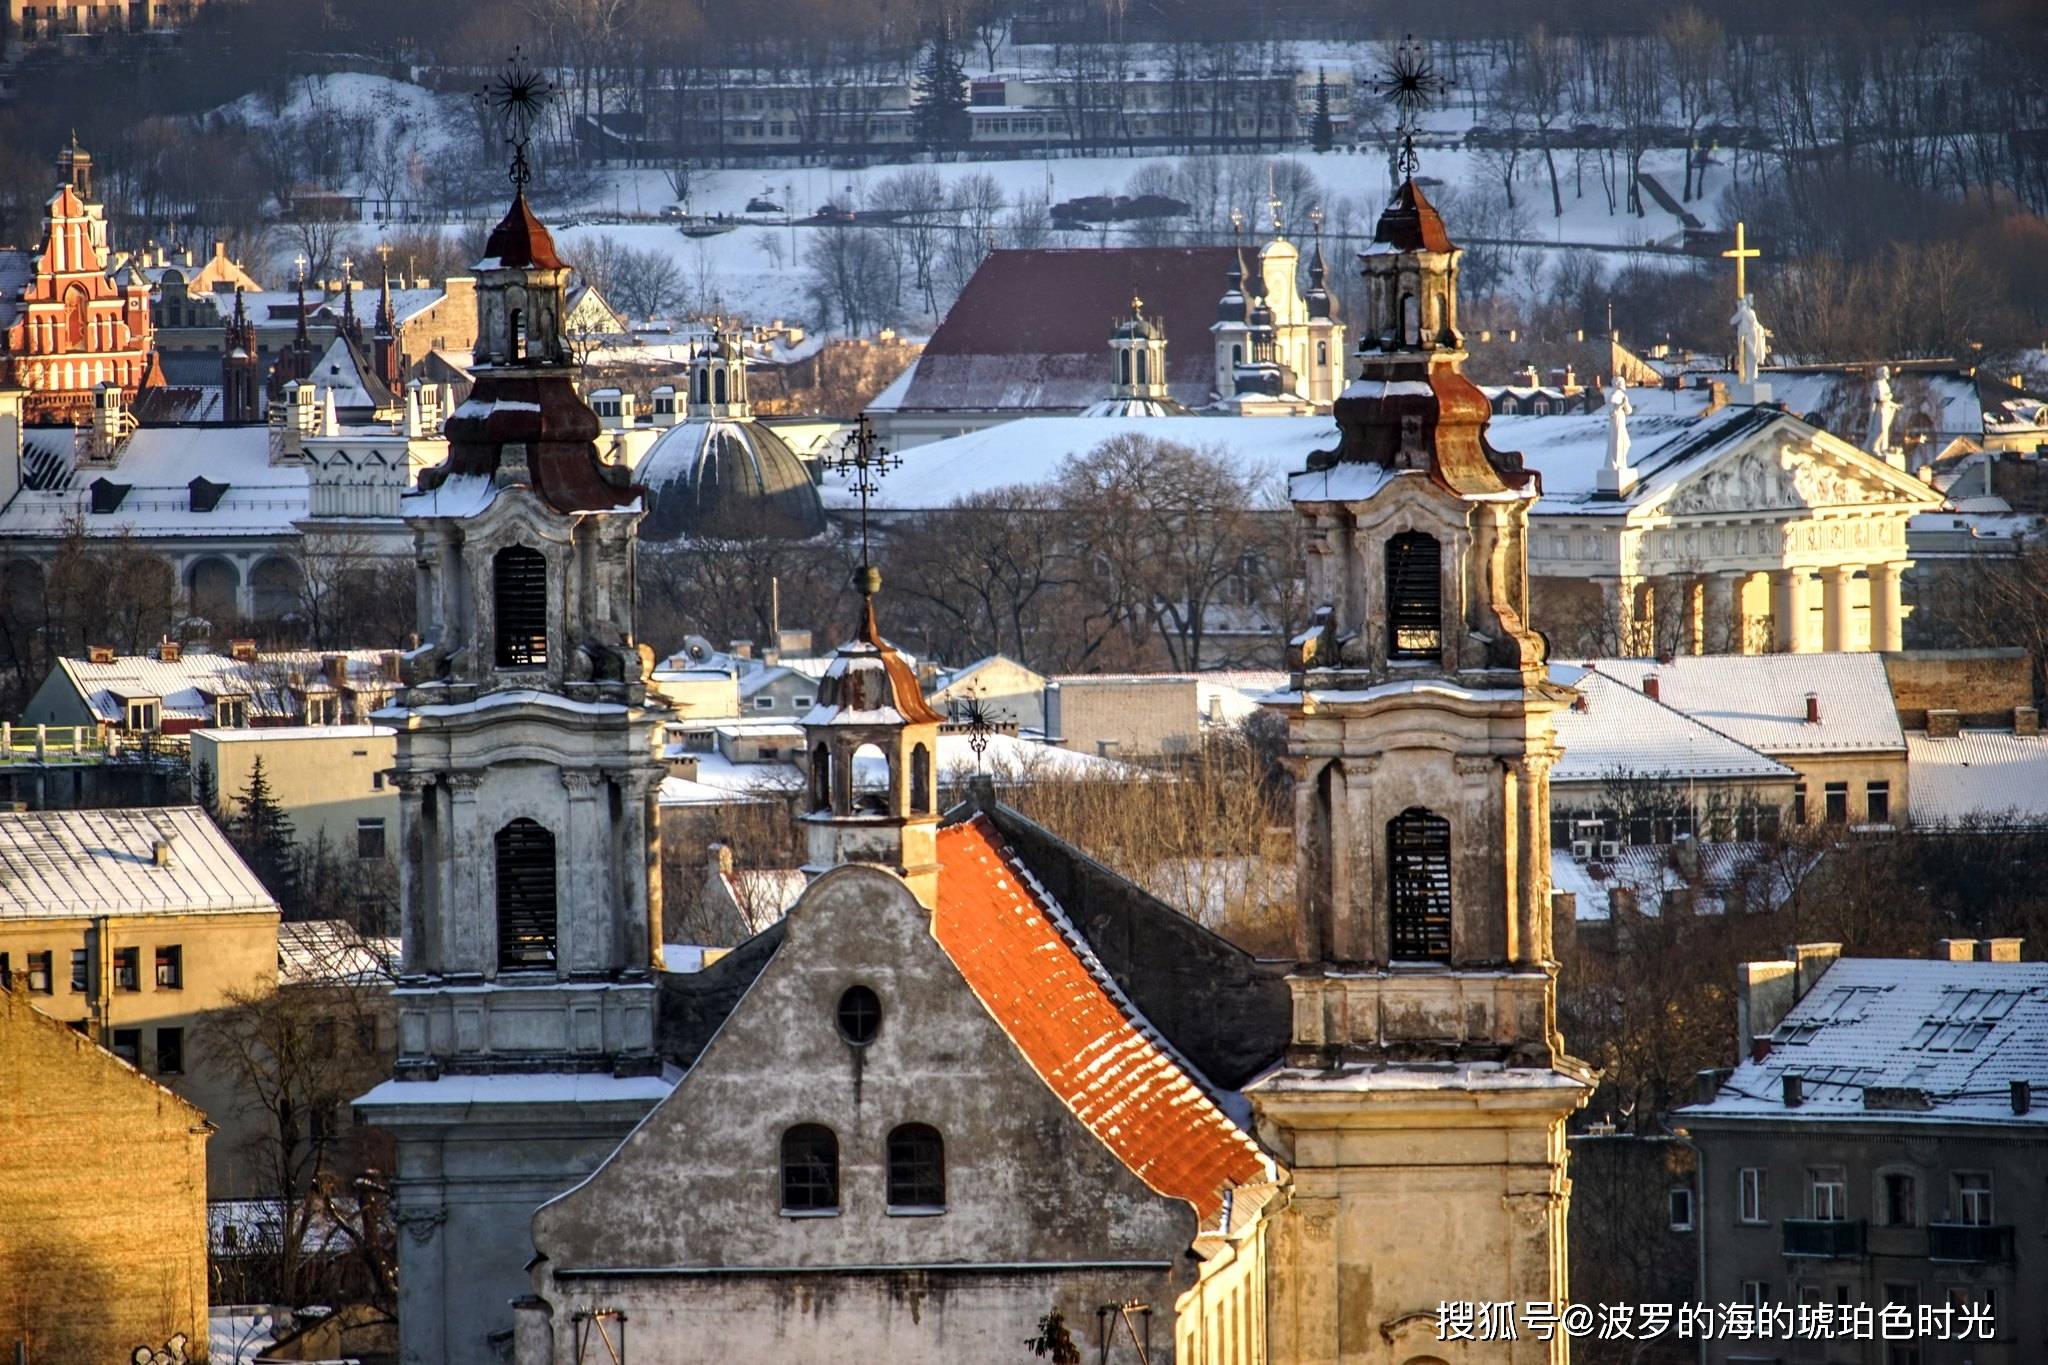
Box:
[1250,177,1594,1363]
[358,182,673,1365]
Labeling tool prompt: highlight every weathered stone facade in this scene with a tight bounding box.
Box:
[0,983,210,1364]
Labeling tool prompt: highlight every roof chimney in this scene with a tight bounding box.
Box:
[1804,692,1820,724]
[1981,937,2024,962]
[1937,937,1978,961]
[229,639,258,663]
[1782,1073,1804,1108]
[1643,674,1660,702]
[1926,708,1961,739]
[2015,706,2039,737]
[322,653,348,689]
[158,638,181,663]
[1737,958,1800,1060]
[88,645,115,664]
[2013,1080,2032,1115]
[152,833,178,867]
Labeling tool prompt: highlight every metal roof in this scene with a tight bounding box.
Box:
[0,805,275,919]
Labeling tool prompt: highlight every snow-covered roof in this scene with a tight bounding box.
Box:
[0,806,275,919]
[1574,654,1904,755]
[1682,957,2048,1128]
[1905,730,2048,827]
[278,918,397,986]
[657,730,1135,808]
[1492,403,1782,514]
[56,648,398,726]
[0,426,307,538]
[195,723,392,744]
[1550,841,1808,920]
[355,1070,677,1108]
[826,414,1332,511]
[1549,664,1795,783]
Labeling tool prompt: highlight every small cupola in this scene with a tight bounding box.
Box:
[686,323,750,419]
[800,508,942,905]
[1109,295,1169,402]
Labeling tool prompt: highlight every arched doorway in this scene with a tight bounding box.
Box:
[185,557,240,626]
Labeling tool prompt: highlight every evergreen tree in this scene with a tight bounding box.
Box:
[1311,68,1336,154]
[194,758,219,818]
[232,754,301,909]
[912,26,970,155]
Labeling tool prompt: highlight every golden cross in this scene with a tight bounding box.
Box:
[1131,293,1143,315]
[1721,221,1761,300]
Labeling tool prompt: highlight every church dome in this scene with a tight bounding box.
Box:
[635,417,825,540]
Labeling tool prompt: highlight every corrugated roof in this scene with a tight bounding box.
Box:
[1683,957,2048,1127]
[932,815,1270,1220]
[58,648,398,725]
[1579,654,1904,755]
[0,805,275,919]
[1906,730,2048,827]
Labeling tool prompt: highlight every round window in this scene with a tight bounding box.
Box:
[836,985,881,1046]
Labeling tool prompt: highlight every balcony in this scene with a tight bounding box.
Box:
[1782,1218,1867,1258]
[1927,1223,2015,1264]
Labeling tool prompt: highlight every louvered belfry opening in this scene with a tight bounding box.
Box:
[493,545,549,668]
[1386,531,1443,659]
[495,818,559,970]
[1387,807,1453,962]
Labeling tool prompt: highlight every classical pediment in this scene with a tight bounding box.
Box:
[1652,425,1940,517]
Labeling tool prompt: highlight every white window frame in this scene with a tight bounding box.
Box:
[1809,1166,1848,1221]
[1952,1172,1993,1226]
[1668,1186,1695,1231]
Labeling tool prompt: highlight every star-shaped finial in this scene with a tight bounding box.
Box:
[479,47,554,189]
[1377,34,1451,178]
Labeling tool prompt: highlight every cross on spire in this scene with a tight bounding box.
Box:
[292,253,308,282]
[1267,165,1283,235]
[825,413,901,600]
[1721,221,1762,301]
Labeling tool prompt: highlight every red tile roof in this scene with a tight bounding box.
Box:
[1374,178,1455,254]
[933,815,1270,1221]
[902,247,1238,413]
[481,192,565,271]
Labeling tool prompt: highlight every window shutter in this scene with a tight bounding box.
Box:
[494,546,549,667]
[1386,532,1443,659]
[1388,807,1452,961]
[495,819,558,969]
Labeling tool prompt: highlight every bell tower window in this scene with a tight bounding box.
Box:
[714,368,727,405]
[852,742,890,814]
[810,743,834,812]
[1387,808,1452,961]
[495,818,559,970]
[1387,532,1442,659]
[910,743,932,815]
[493,545,549,668]
[509,308,525,361]
[1119,349,1132,386]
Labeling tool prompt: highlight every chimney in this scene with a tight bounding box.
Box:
[157,638,181,663]
[1804,692,1821,724]
[2015,705,2039,737]
[1736,958,1800,1060]
[1643,674,1660,702]
[229,638,257,663]
[1981,937,2024,962]
[1704,379,1730,415]
[1793,942,1843,994]
[2013,1080,2033,1115]
[1782,1073,1804,1108]
[1937,937,1978,961]
[728,640,754,661]
[380,651,403,682]
[1926,708,1961,739]
[323,653,348,689]
[1696,1067,1731,1104]
[88,645,115,664]
[152,833,177,867]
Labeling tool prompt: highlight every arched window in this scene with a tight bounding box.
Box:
[810,743,834,812]
[1230,343,1243,366]
[1317,339,1329,366]
[1118,349,1132,386]
[781,1124,839,1213]
[851,742,890,814]
[508,308,525,361]
[695,369,709,405]
[493,545,549,667]
[495,818,558,970]
[1134,350,1148,385]
[1387,808,1452,962]
[910,743,932,815]
[1386,531,1442,659]
[714,367,727,405]
[886,1123,945,1210]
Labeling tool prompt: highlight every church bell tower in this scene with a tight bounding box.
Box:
[1250,176,1594,1365]
[357,72,674,1362]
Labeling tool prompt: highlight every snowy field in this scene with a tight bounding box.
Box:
[231,71,1733,333]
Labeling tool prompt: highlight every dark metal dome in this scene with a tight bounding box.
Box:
[636,417,825,540]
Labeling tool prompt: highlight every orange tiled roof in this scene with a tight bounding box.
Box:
[933,815,1270,1220]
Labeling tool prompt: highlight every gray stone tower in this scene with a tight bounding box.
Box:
[358,186,673,1365]
[1249,178,1594,1364]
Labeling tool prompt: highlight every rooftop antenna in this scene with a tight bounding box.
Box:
[479,47,552,190]
[824,413,901,602]
[1376,33,1452,181]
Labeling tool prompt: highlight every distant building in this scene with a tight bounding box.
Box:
[24,643,404,742]
[1682,943,2048,1364]
[0,804,279,1196]
[1044,670,1283,759]
[0,979,211,1365]
[0,142,164,425]
[189,723,398,866]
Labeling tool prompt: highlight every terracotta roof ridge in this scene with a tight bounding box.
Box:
[955,813,1266,1156]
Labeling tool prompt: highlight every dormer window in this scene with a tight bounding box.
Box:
[214,695,248,728]
[123,697,161,732]
[1386,532,1442,659]
[304,694,339,726]
[494,545,549,668]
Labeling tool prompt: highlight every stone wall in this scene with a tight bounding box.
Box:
[1882,647,2034,727]
[0,984,209,1364]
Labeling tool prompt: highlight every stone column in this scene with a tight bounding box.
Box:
[1771,569,1810,654]
[1511,749,1557,966]
[392,772,435,976]
[1869,562,1907,652]
[1593,576,1631,656]
[1653,574,1689,657]
[1702,572,1740,654]
[560,770,606,974]
[1821,565,1855,652]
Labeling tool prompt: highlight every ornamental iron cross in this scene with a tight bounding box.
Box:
[825,413,900,598]
[480,48,552,189]
[1377,34,1451,180]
